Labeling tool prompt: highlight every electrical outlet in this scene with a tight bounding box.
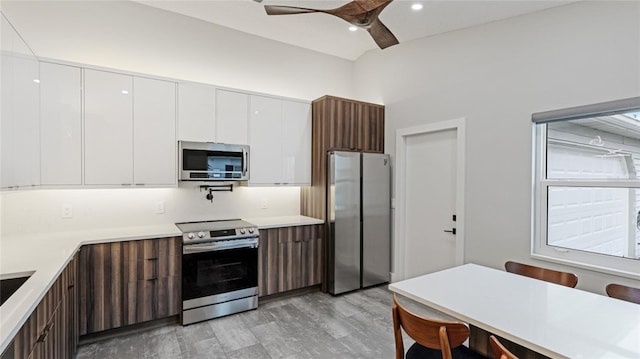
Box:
[155,201,165,214]
[62,204,73,219]
[260,198,268,209]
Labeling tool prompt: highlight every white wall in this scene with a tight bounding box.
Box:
[0,0,354,236]
[353,1,640,292]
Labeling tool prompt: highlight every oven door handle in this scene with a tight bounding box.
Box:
[183,238,259,254]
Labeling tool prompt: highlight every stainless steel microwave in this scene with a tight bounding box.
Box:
[179,141,249,181]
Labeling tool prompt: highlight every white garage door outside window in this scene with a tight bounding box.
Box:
[532,98,640,279]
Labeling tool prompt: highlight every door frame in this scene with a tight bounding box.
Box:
[393,118,466,281]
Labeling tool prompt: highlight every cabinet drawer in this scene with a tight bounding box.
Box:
[127,259,158,281]
[126,256,180,281]
[125,237,181,260]
[125,239,158,260]
[158,255,181,278]
[277,225,318,244]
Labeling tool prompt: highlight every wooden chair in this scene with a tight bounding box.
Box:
[605,283,640,304]
[489,335,518,359]
[392,293,487,359]
[504,261,578,288]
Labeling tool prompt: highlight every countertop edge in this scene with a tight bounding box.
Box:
[244,215,324,229]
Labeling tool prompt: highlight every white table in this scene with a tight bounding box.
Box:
[389,263,640,359]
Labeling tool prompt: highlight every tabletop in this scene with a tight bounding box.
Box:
[389,263,640,359]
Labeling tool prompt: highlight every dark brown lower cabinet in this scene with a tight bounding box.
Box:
[258,225,323,296]
[11,255,77,359]
[64,255,78,359]
[78,237,181,336]
[258,228,279,296]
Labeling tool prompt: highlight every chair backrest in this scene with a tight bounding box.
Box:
[489,335,518,359]
[606,283,640,304]
[504,261,578,288]
[392,293,470,359]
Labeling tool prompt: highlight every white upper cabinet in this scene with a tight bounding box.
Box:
[178,82,215,142]
[216,89,248,145]
[133,77,177,185]
[249,95,311,186]
[249,95,283,185]
[1,15,40,189]
[40,62,82,185]
[281,100,311,185]
[85,70,178,187]
[84,69,133,185]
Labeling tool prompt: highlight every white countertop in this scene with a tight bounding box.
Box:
[0,215,322,354]
[389,263,640,359]
[244,215,323,229]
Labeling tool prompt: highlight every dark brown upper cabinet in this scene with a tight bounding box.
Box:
[316,96,384,153]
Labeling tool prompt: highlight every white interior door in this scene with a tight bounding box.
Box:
[395,119,465,280]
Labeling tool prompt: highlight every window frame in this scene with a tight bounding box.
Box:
[532,99,640,280]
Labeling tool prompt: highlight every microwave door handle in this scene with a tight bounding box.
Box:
[243,149,248,177]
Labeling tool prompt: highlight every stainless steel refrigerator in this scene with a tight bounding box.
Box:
[327,151,391,295]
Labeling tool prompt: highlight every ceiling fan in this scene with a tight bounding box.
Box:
[259,0,399,50]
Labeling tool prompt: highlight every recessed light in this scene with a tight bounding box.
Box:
[33,79,40,84]
[348,26,358,32]
[121,90,129,94]
[411,3,423,11]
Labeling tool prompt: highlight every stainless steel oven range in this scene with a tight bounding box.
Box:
[176,219,259,325]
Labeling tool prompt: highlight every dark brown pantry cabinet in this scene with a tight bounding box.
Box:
[301,95,385,221]
[78,237,181,335]
[258,225,323,296]
[11,255,77,359]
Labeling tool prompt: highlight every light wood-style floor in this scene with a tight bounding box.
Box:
[75,286,450,359]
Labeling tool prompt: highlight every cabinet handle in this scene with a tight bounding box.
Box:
[120,183,132,186]
[146,257,159,260]
[242,149,248,177]
[37,322,54,343]
[135,183,145,186]
[146,278,158,281]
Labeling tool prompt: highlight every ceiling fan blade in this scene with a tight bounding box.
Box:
[353,0,393,12]
[367,18,399,49]
[264,5,321,16]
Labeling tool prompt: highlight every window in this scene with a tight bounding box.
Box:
[533,97,640,278]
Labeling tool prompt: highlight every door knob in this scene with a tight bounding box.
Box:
[444,228,456,235]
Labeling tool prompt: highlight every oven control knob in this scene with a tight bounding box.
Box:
[240,228,246,234]
[187,232,196,240]
[248,228,255,234]
[198,231,206,239]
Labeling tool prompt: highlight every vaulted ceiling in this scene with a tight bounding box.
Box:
[135,0,580,60]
